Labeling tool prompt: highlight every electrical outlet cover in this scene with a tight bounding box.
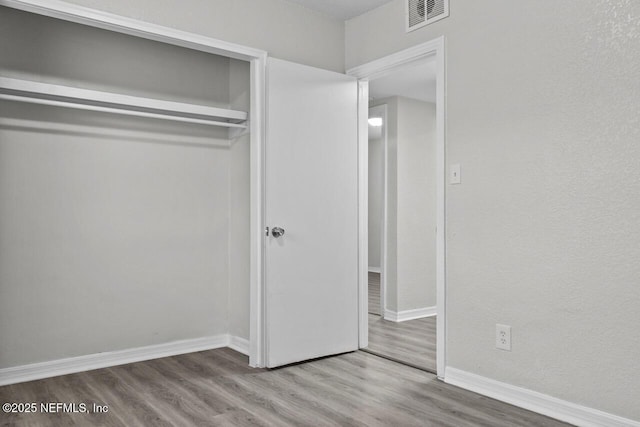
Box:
[496,324,511,351]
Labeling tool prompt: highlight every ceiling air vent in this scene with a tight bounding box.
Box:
[406,0,449,32]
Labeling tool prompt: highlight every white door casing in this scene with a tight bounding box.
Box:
[265,58,359,367]
[348,37,446,378]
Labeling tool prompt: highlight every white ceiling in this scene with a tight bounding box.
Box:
[284,0,393,20]
[369,57,437,104]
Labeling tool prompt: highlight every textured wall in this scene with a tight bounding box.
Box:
[348,0,640,421]
[59,0,345,72]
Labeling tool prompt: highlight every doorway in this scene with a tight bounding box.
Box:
[367,59,438,372]
[348,37,446,377]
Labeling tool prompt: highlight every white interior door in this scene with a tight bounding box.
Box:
[265,58,359,367]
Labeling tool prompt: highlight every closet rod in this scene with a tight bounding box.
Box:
[0,77,248,128]
[0,94,247,129]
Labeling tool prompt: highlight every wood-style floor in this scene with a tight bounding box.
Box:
[367,272,437,372]
[0,348,569,427]
[367,314,437,372]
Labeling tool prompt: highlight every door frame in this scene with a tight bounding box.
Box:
[347,36,447,377]
[2,0,270,367]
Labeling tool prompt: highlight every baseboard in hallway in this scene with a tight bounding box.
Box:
[384,306,437,322]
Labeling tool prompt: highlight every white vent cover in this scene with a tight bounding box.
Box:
[406,0,449,32]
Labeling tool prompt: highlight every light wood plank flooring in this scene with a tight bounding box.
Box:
[0,348,569,427]
[367,272,437,372]
[367,314,437,372]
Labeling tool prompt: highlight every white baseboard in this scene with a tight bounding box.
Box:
[384,306,436,322]
[368,267,381,273]
[228,335,250,356]
[445,368,640,427]
[0,334,248,386]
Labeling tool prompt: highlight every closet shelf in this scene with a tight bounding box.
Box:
[0,77,248,129]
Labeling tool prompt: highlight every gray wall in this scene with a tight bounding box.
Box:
[367,109,384,271]
[348,0,640,421]
[0,9,250,367]
[0,105,232,368]
[60,0,345,72]
[396,97,436,312]
[371,97,436,314]
[371,98,398,312]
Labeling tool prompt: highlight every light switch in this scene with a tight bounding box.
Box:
[450,164,461,184]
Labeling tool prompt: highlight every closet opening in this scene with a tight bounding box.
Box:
[0,3,266,375]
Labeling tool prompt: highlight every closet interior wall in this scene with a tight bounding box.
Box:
[0,6,251,369]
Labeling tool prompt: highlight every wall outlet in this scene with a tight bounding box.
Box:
[496,324,511,351]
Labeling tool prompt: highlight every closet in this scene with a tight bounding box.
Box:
[0,6,251,368]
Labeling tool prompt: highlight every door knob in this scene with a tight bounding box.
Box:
[271,227,285,238]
